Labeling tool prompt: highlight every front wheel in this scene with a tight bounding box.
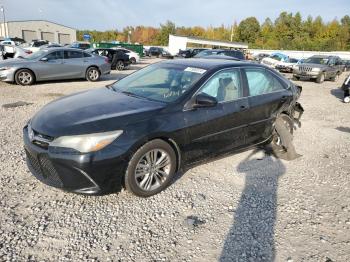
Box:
[130,57,136,64]
[316,73,325,83]
[344,96,350,103]
[15,69,35,86]
[125,139,177,197]
[86,67,100,82]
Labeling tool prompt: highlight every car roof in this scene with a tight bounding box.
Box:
[40,47,89,52]
[311,55,336,58]
[160,58,255,70]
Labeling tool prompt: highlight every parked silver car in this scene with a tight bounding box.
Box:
[0,48,111,85]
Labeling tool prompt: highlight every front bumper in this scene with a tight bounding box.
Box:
[0,68,15,82]
[276,65,292,72]
[23,126,128,195]
[293,71,320,79]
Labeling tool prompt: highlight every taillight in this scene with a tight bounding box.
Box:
[25,50,32,54]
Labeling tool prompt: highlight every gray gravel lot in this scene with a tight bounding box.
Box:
[0,58,349,262]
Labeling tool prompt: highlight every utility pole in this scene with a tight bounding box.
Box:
[230,20,235,42]
[0,6,7,38]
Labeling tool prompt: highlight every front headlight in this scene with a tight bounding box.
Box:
[50,130,123,153]
[312,68,321,72]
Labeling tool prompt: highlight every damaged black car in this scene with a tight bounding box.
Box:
[23,59,303,197]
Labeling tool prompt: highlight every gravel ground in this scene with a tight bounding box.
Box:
[0,58,349,262]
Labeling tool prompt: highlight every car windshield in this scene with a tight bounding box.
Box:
[111,63,206,103]
[23,50,49,60]
[304,57,329,64]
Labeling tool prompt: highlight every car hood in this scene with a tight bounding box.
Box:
[30,87,166,137]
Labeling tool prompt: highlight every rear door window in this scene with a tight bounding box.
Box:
[245,68,285,96]
[64,50,83,59]
[44,51,64,60]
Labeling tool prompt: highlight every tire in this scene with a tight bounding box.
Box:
[125,139,177,197]
[116,60,125,71]
[316,73,325,83]
[271,117,299,160]
[130,57,136,64]
[344,96,350,103]
[330,73,339,82]
[292,75,299,81]
[15,69,35,86]
[86,67,100,82]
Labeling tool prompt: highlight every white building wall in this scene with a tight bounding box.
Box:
[250,49,350,60]
[0,20,76,43]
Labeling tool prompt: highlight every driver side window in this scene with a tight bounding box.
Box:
[198,69,243,103]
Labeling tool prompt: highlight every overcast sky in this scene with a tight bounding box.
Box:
[2,0,349,30]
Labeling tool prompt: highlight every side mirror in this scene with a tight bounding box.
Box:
[40,57,48,62]
[193,93,218,108]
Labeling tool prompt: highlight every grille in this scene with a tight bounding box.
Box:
[25,149,63,188]
[299,66,313,72]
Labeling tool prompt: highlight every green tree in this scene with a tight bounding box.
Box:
[237,17,260,43]
[156,21,176,45]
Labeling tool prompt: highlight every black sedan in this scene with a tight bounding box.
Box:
[24,59,303,197]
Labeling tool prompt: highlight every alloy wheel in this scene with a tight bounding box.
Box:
[88,69,99,81]
[134,149,171,191]
[18,72,32,85]
[116,61,125,71]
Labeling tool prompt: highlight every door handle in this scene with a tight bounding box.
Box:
[240,105,248,111]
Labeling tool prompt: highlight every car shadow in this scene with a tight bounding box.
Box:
[336,126,350,133]
[330,88,344,101]
[219,147,286,261]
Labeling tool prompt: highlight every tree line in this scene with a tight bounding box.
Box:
[77,12,350,51]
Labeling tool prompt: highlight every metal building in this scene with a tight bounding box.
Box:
[168,34,248,55]
[0,20,76,44]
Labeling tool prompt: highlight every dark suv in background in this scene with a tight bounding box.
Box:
[194,49,245,60]
[177,48,207,58]
[293,55,344,83]
[148,47,173,58]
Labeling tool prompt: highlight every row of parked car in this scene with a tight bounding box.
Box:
[253,52,350,83]
[0,39,146,85]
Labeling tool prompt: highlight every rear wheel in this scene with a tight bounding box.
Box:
[86,67,100,82]
[125,139,177,197]
[15,69,35,86]
[330,73,339,82]
[344,96,350,103]
[116,60,125,71]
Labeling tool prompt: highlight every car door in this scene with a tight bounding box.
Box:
[62,50,86,78]
[34,50,68,80]
[325,57,337,78]
[242,67,293,146]
[182,68,250,164]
